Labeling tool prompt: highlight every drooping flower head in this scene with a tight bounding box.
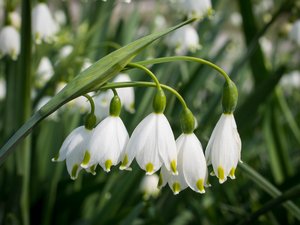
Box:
[166,25,201,55]
[140,174,160,199]
[36,57,54,87]
[0,26,20,60]
[205,80,241,183]
[81,94,129,173]
[32,3,58,44]
[52,126,93,180]
[160,109,208,194]
[172,0,212,18]
[289,19,300,47]
[120,89,177,175]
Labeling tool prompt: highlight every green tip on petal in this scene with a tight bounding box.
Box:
[120,154,129,170]
[81,151,90,168]
[105,160,112,172]
[170,160,178,175]
[71,164,79,180]
[88,164,97,175]
[229,168,236,179]
[51,153,59,162]
[218,166,225,184]
[145,163,154,175]
[196,179,205,193]
[172,182,181,195]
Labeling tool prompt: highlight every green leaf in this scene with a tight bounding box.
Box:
[0,18,196,165]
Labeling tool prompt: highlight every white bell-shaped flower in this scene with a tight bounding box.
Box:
[160,133,208,194]
[32,3,58,44]
[174,0,212,18]
[36,57,54,87]
[289,19,300,47]
[81,116,129,172]
[52,126,93,180]
[0,26,20,60]
[120,113,177,175]
[8,11,21,29]
[166,25,200,55]
[205,113,242,184]
[140,174,160,199]
[114,73,135,113]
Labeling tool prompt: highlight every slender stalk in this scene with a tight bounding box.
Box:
[127,63,162,88]
[18,0,32,225]
[97,81,187,109]
[83,94,95,115]
[130,56,231,83]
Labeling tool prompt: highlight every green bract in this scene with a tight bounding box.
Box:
[110,94,121,116]
[222,80,238,114]
[153,88,166,113]
[180,108,195,134]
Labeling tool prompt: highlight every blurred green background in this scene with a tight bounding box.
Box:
[0,0,300,224]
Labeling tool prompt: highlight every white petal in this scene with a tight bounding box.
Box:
[53,126,85,162]
[181,133,207,193]
[64,127,92,179]
[157,114,177,174]
[121,113,159,173]
[0,26,20,60]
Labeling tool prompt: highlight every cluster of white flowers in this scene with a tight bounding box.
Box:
[0,2,58,60]
[53,80,241,195]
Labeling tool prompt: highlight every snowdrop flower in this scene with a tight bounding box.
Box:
[205,80,241,183]
[81,95,129,172]
[114,73,135,113]
[166,25,201,55]
[36,57,54,87]
[205,114,241,183]
[32,3,58,44]
[173,0,212,18]
[59,45,74,58]
[52,126,93,180]
[8,12,21,29]
[289,20,300,47]
[0,26,20,60]
[120,89,177,175]
[160,109,208,194]
[280,70,300,89]
[140,174,160,199]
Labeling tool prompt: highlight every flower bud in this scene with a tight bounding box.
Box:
[153,88,166,113]
[85,113,96,130]
[222,80,238,114]
[180,108,195,134]
[110,94,121,116]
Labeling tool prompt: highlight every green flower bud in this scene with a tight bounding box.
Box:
[85,113,96,130]
[222,80,238,114]
[180,108,195,134]
[153,88,166,113]
[110,94,122,116]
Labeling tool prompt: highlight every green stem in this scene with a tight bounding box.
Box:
[127,63,162,89]
[239,163,300,221]
[130,56,231,83]
[98,81,188,109]
[83,94,95,115]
